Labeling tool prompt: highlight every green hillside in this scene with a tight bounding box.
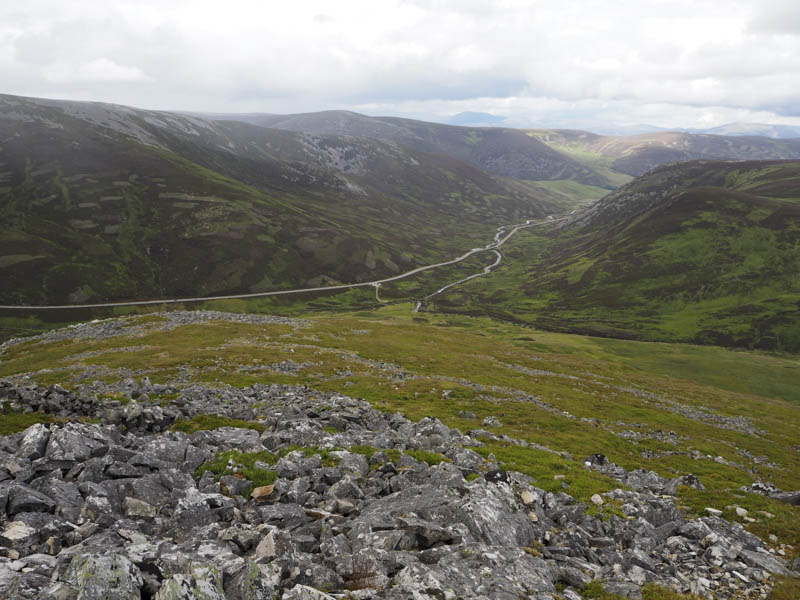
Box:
[430,161,800,352]
[0,95,554,305]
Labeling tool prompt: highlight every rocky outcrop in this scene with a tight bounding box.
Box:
[0,379,795,599]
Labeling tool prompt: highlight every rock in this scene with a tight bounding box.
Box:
[16,424,50,460]
[705,507,722,517]
[250,484,274,501]
[224,561,276,600]
[739,549,790,575]
[155,563,224,600]
[282,584,338,600]
[123,496,158,519]
[46,424,110,462]
[6,483,56,516]
[0,521,38,551]
[66,553,143,600]
[735,507,748,518]
[481,416,502,428]
[0,374,787,600]
[219,475,252,497]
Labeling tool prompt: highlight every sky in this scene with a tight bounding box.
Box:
[2,0,800,131]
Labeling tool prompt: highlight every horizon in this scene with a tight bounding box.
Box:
[4,90,800,138]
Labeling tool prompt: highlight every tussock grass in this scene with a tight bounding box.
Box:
[3,306,797,554]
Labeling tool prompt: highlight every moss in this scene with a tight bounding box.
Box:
[195,449,278,496]
[0,409,56,435]
[405,449,450,466]
[580,581,625,599]
[171,414,266,434]
[768,576,800,600]
[642,583,706,600]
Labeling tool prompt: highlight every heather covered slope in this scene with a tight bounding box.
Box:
[429,160,800,351]
[0,94,553,305]
[221,109,800,187]
[225,110,614,186]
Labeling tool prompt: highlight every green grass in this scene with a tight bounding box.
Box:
[195,449,279,495]
[3,305,798,553]
[405,449,450,466]
[769,577,800,600]
[171,414,267,434]
[435,161,800,353]
[0,409,56,435]
[579,581,704,600]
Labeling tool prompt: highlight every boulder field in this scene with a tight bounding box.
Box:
[0,378,797,599]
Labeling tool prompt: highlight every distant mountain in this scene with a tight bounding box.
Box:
[223,110,613,186]
[527,129,800,176]
[0,94,553,305]
[438,160,800,351]
[218,110,800,187]
[700,122,800,139]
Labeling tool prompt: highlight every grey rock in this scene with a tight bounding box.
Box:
[65,553,143,600]
[224,561,276,600]
[155,563,224,600]
[7,482,56,515]
[16,424,51,460]
[282,584,337,600]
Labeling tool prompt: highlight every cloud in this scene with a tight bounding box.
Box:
[747,0,800,35]
[0,0,799,129]
[45,58,153,83]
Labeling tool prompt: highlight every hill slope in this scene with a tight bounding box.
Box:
[226,110,612,186]
[430,160,800,351]
[219,110,800,187]
[528,129,800,177]
[0,94,553,305]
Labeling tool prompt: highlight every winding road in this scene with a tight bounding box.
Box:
[0,216,565,311]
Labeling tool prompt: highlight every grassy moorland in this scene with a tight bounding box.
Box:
[2,305,798,560]
[434,161,800,352]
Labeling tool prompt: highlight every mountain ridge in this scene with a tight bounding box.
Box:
[0,94,552,305]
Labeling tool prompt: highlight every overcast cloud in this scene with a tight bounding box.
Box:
[2,0,800,130]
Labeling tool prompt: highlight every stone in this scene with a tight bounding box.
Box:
[481,416,502,428]
[16,424,50,460]
[282,584,337,600]
[739,549,790,575]
[7,483,56,515]
[225,561,276,600]
[705,507,722,517]
[65,553,143,600]
[591,493,604,506]
[123,496,158,519]
[251,484,274,501]
[0,521,38,551]
[0,375,788,600]
[155,563,224,600]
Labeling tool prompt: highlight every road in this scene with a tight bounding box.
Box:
[0,217,565,311]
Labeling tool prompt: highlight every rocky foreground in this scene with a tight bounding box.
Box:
[0,378,798,600]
